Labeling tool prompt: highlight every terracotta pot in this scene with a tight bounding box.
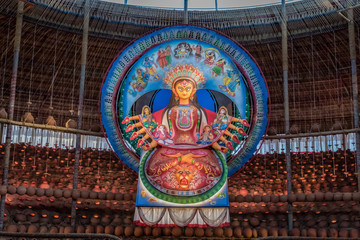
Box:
[243,227,252,238]
[152,227,161,237]
[114,226,123,236]
[144,226,152,236]
[72,190,80,199]
[172,226,182,237]
[45,188,54,197]
[49,226,59,233]
[339,228,349,238]
[46,115,56,126]
[162,227,172,236]
[0,108,8,119]
[16,186,27,195]
[76,225,84,233]
[205,227,214,237]
[96,225,104,233]
[214,227,224,237]
[80,190,90,199]
[54,189,63,198]
[0,185,7,195]
[6,224,17,232]
[350,228,360,238]
[233,227,242,237]
[290,228,300,236]
[258,228,268,237]
[7,185,16,194]
[64,226,73,233]
[85,225,94,233]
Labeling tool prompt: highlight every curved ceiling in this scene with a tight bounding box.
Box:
[101,0,304,10]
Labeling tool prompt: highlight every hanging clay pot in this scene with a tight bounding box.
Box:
[22,112,34,123]
[65,119,77,129]
[0,108,8,119]
[46,115,56,126]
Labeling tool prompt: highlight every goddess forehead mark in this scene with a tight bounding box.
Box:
[180,80,190,87]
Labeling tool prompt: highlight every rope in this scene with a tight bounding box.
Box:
[28,24,37,108]
[1,18,11,104]
[71,35,77,114]
[50,29,59,111]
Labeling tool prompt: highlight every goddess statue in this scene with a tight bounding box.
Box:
[121,64,249,226]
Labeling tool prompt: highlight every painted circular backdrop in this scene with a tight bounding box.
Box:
[100,25,269,177]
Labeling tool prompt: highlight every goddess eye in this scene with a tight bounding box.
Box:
[186,87,191,92]
[177,87,184,92]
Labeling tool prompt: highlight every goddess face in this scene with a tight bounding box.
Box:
[204,125,211,132]
[142,106,150,115]
[174,79,195,101]
[175,164,194,190]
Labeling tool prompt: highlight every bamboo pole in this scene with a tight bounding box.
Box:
[281,0,293,232]
[0,1,24,231]
[348,2,360,192]
[71,0,90,230]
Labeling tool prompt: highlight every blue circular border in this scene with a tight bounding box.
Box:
[100,25,269,176]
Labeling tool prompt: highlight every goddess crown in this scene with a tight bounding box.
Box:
[164,64,206,89]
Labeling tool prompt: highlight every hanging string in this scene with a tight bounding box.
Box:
[333,31,339,108]
[291,37,295,114]
[1,19,11,104]
[71,35,77,115]
[311,35,315,111]
[28,24,37,109]
[50,30,59,112]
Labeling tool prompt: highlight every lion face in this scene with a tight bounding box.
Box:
[175,164,194,190]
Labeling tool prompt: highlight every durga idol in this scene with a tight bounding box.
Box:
[121,64,249,227]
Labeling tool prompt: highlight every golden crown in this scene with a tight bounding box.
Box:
[164,64,206,89]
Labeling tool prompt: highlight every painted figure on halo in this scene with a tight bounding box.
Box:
[174,42,192,59]
[196,125,214,145]
[219,70,243,97]
[204,48,219,66]
[212,106,230,134]
[212,58,226,78]
[153,124,174,145]
[143,56,160,81]
[165,45,172,66]
[141,106,157,131]
[128,69,149,96]
[122,65,250,191]
[133,68,149,88]
[157,48,168,69]
[192,44,203,62]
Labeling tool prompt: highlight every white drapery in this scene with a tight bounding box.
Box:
[134,207,230,227]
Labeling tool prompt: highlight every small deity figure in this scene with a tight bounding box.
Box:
[129,68,149,93]
[204,49,217,66]
[212,106,230,134]
[192,44,203,62]
[153,124,174,145]
[196,125,214,145]
[212,58,226,78]
[157,48,168,69]
[141,105,158,131]
[219,70,242,97]
[143,56,160,81]
[174,42,192,59]
[165,45,172,65]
